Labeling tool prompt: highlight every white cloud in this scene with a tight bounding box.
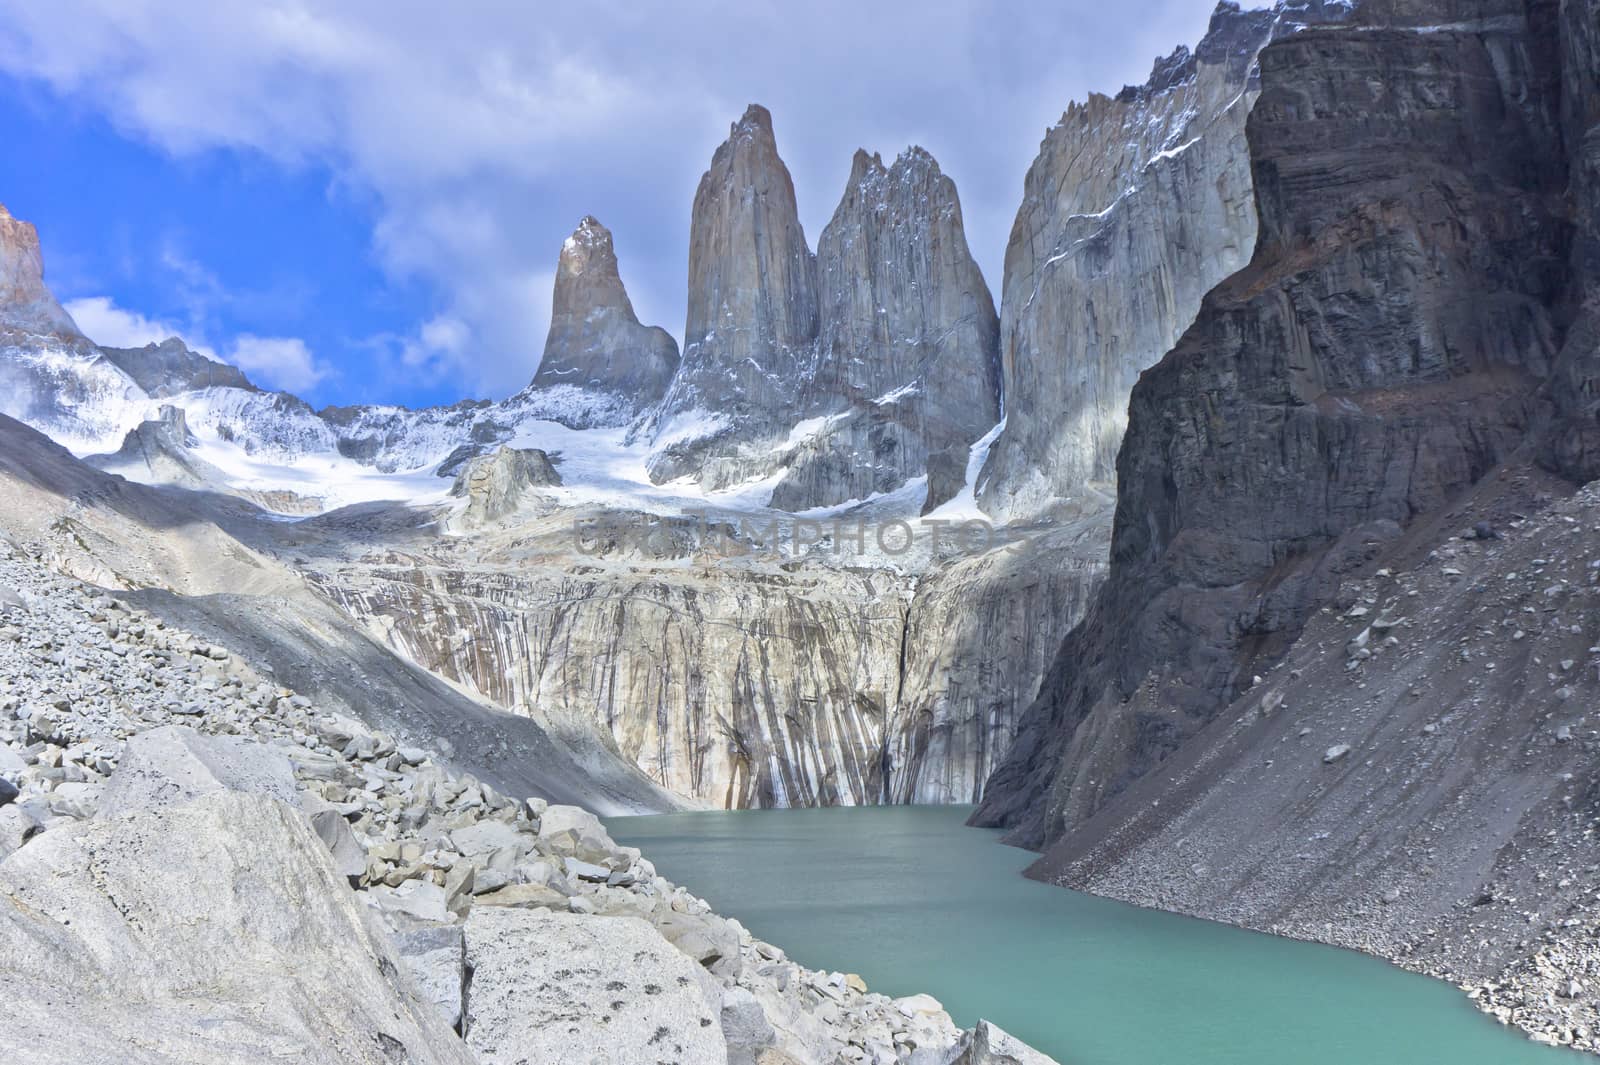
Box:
[61,295,182,349]
[0,0,1220,401]
[227,334,331,393]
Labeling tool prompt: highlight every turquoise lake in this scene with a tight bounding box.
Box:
[608,805,1581,1065]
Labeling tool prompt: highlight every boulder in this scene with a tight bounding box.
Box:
[462,907,728,1065]
[392,925,467,1033]
[538,803,618,860]
[310,808,367,879]
[656,908,744,979]
[955,1020,1058,1065]
[95,725,298,817]
[0,791,470,1064]
[721,986,778,1065]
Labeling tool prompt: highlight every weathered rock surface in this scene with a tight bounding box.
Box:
[98,336,257,397]
[463,907,729,1064]
[0,202,82,341]
[448,444,562,528]
[526,215,680,424]
[976,0,1578,851]
[94,723,299,817]
[0,791,473,1065]
[977,0,1350,521]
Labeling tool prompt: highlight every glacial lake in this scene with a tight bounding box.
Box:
[608,805,1581,1065]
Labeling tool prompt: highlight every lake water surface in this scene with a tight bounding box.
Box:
[608,805,1581,1065]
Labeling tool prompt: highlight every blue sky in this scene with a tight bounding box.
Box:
[0,0,1223,410]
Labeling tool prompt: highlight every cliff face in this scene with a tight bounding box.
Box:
[773,149,1000,512]
[652,104,818,474]
[650,109,999,512]
[307,513,1107,810]
[976,2,1353,521]
[975,0,1578,849]
[526,216,679,424]
[0,203,82,341]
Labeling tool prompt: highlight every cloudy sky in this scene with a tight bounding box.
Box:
[0,0,1223,407]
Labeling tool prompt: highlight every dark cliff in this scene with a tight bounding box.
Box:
[975,0,1591,849]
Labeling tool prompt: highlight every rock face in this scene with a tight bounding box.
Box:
[771,148,1001,512]
[651,107,999,511]
[86,404,222,489]
[0,791,473,1065]
[448,445,562,528]
[98,337,257,397]
[462,908,728,1065]
[312,513,1107,810]
[977,1,1351,521]
[526,216,680,424]
[0,202,81,341]
[975,0,1580,849]
[656,104,819,466]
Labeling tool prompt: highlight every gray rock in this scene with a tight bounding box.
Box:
[392,924,467,1033]
[0,791,471,1064]
[524,215,679,423]
[462,907,728,1065]
[95,725,298,817]
[720,986,778,1065]
[0,803,40,858]
[1323,745,1352,765]
[955,1020,1059,1065]
[310,808,366,879]
[656,908,743,979]
[448,446,562,528]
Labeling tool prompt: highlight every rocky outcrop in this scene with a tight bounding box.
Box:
[524,216,680,425]
[977,1,1352,521]
[86,404,221,489]
[0,202,82,341]
[448,445,562,528]
[650,107,1000,512]
[975,0,1577,850]
[97,337,257,397]
[0,791,474,1065]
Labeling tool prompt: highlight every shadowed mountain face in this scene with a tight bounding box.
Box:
[975,0,1583,849]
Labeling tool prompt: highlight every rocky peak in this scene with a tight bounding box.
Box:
[777,143,999,510]
[0,203,83,341]
[527,216,679,424]
[653,102,818,440]
[97,336,257,398]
